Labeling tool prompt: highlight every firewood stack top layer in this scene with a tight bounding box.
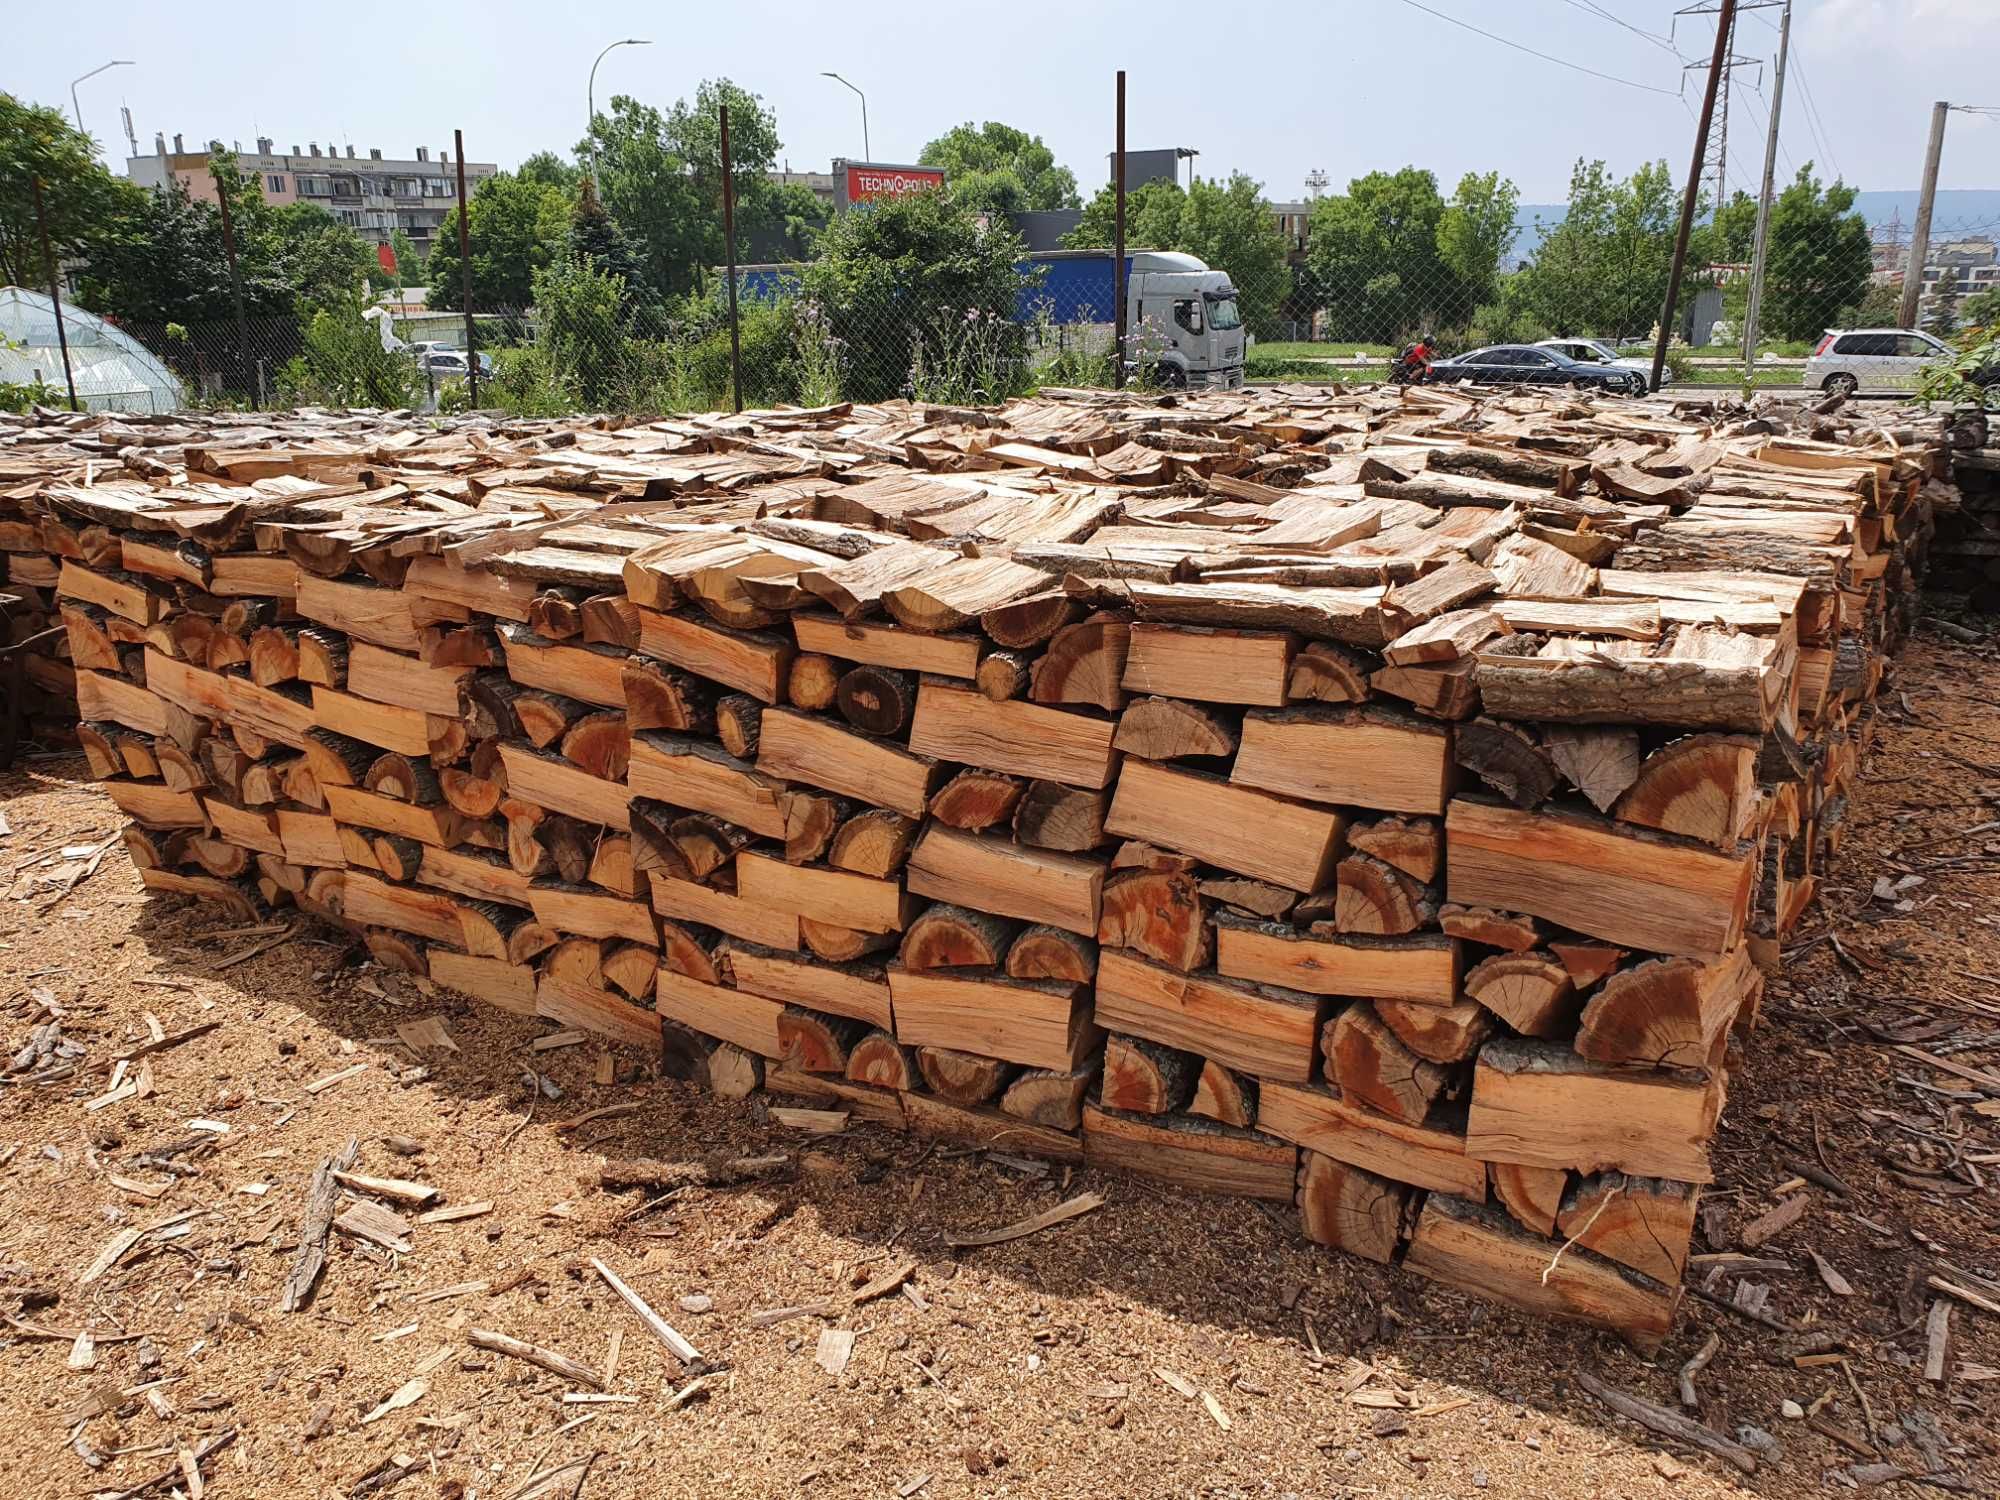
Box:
[1,382,1953,1346]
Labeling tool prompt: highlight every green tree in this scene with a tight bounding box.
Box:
[568,181,652,313]
[1435,170,1522,323]
[801,189,1033,402]
[265,202,376,308]
[388,227,424,289]
[1709,190,1760,264]
[918,122,1079,214]
[278,290,421,408]
[757,181,830,261]
[0,92,146,290]
[424,171,570,309]
[1304,167,1451,341]
[518,151,581,194]
[1514,158,1687,339]
[1759,166,1873,342]
[1931,266,1962,337]
[531,248,631,407]
[1067,174,1293,336]
[1963,286,2000,332]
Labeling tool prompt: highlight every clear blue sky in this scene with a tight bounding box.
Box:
[7,0,1996,205]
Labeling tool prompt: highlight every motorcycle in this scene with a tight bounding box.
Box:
[1389,343,1435,386]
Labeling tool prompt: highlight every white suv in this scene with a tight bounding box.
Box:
[1804,327,1952,397]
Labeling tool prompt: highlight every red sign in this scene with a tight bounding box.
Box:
[845,165,945,202]
[377,242,398,272]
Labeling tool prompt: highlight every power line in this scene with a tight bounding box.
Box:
[1560,0,1690,58]
[1390,0,1684,95]
[1786,42,1845,181]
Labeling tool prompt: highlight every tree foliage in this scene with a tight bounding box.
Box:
[1435,171,1521,319]
[1512,158,1688,340]
[424,171,571,310]
[0,92,145,290]
[802,189,1032,402]
[1304,167,1454,341]
[918,122,1079,214]
[1069,174,1293,337]
[1758,167,1873,343]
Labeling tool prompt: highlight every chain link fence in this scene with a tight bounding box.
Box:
[16,124,1997,420]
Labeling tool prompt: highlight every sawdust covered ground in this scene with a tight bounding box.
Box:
[1,633,1995,1500]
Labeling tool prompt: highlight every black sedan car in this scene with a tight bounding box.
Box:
[1423,343,1647,395]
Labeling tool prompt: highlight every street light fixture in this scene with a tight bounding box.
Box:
[821,72,870,162]
[587,38,651,194]
[70,60,134,145]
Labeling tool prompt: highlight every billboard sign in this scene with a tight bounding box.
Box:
[835,161,946,210]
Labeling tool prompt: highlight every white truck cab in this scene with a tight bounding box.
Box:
[1127,251,1247,389]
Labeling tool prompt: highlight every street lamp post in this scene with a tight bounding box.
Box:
[69,60,134,145]
[820,72,870,161]
[587,39,651,194]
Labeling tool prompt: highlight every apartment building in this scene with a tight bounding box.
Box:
[126,134,499,254]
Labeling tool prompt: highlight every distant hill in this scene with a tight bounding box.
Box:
[1508,187,2000,265]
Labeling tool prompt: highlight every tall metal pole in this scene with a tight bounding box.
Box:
[1741,0,1790,381]
[1651,0,1738,395]
[211,162,254,404]
[1898,101,1950,330]
[454,129,480,408]
[720,104,744,415]
[1113,70,1126,391]
[31,176,79,411]
[821,74,870,162]
[69,60,133,143]
[588,39,651,197]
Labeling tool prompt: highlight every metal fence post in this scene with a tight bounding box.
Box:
[211,163,254,406]
[30,176,79,411]
[720,102,744,415]
[1113,71,1127,390]
[455,129,481,408]
[1651,0,1737,394]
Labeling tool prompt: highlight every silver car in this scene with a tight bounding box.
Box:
[1534,337,1655,393]
[1804,327,1952,397]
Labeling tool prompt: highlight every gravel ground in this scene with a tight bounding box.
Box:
[1,632,1995,1500]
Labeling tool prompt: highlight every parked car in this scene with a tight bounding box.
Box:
[1423,343,1646,395]
[1804,327,1953,397]
[1534,336,1655,392]
[416,348,493,379]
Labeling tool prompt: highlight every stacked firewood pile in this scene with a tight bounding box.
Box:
[0,382,1953,1347]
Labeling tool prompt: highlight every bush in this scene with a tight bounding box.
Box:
[276,294,422,409]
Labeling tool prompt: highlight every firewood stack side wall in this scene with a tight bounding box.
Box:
[1,385,1953,1349]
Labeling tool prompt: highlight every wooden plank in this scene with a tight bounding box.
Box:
[735,852,915,935]
[647,871,801,950]
[1213,919,1460,1004]
[498,742,632,831]
[1094,949,1325,1083]
[722,945,893,1030]
[57,561,166,623]
[888,968,1099,1072]
[637,608,792,703]
[419,845,533,907]
[322,784,459,845]
[528,885,658,946]
[145,650,313,749]
[1121,624,1296,707]
[1231,706,1454,816]
[497,626,628,708]
[1465,1039,1722,1183]
[428,951,537,1015]
[535,974,663,1050]
[655,968,784,1057]
[1405,1194,1678,1352]
[793,614,981,679]
[345,642,472,716]
[404,554,536,622]
[1082,1107,1296,1201]
[757,709,941,818]
[1445,799,1753,959]
[629,733,786,838]
[296,575,420,651]
[1258,1082,1486,1199]
[908,682,1119,790]
[75,670,168,735]
[900,1092,1082,1163]
[104,780,205,829]
[906,825,1103,937]
[311,687,431,755]
[277,809,347,868]
[1105,760,1342,893]
[202,797,284,856]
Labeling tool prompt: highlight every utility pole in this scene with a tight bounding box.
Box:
[720,103,744,415]
[1112,70,1126,391]
[1898,101,1950,330]
[31,176,79,411]
[454,129,480,409]
[211,162,253,404]
[1653,0,1739,394]
[1741,0,1791,380]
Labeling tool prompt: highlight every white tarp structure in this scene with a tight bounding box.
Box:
[0,286,185,413]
